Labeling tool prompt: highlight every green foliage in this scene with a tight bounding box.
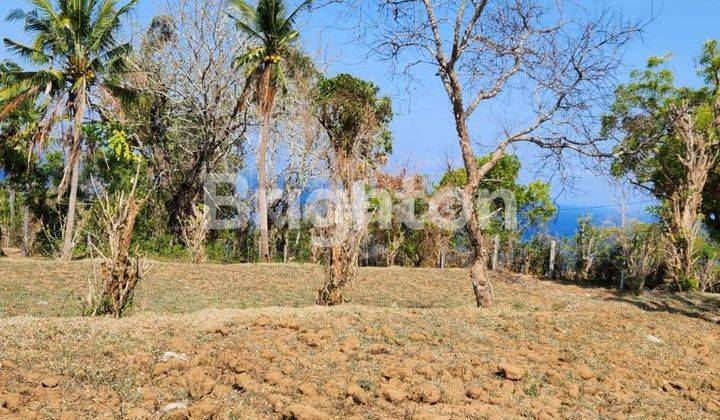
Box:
[604,41,720,237]
[2,0,138,104]
[83,121,148,195]
[438,154,556,235]
[315,73,393,168]
[229,0,313,89]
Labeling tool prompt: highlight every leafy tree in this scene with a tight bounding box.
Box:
[229,0,312,262]
[314,73,392,305]
[3,0,138,259]
[439,154,556,242]
[603,41,720,289]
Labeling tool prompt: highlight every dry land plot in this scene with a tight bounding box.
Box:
[1,257,719,418]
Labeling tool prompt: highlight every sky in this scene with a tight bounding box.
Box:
[1,0,719,218]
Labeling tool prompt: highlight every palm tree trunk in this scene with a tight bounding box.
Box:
[61,86,86,260]
[61,155,81,259]
[258,108,271,262]
[257,67,276,263]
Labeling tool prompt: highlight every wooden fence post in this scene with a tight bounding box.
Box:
[548,239,557,279]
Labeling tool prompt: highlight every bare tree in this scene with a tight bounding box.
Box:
[85,169,150,318]
[364,0,640,306]
[130,0,253,230]
[271,79,329,261]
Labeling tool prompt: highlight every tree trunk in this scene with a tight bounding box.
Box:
[61,86,86,260]
[283,230,289,263]
[21,204,29,257]
[257,68,275,263]
[468,213,494,307]
[450,79,506,307]
[0,223,5,257]
[470,258,494,307]
[316,158,366,306]
[316,250,347,305]
[61,155,81,260]
[257,110,271,262]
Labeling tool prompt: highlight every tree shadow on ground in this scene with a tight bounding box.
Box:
[608,292,720,323]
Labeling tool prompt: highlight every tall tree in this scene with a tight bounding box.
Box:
[229,0,312,262]
[129,0,254,233]
[604,42,720,290]
[314,73,392,305]
[3,0,138,259]
[365,0,639,307]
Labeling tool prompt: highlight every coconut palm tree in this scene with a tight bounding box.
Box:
[2,0,138,259]
[229,0,311,262]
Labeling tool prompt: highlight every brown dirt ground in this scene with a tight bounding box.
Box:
[0,256,719,419]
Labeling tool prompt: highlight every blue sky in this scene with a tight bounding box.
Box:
[1,0,719,214]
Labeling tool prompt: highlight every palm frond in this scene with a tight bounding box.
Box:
[234,19,264,42]
[228,0,257,21]
[280,0,311,35]
[234,46,266,69]
[3,39,51,64]
[28,0,59,20]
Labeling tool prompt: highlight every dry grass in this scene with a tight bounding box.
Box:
[1,257,719,418]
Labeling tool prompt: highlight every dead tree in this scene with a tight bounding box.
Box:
[130,0,253,231]
[365,0,640,306]
[85,171,150,318]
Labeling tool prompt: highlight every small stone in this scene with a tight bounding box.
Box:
[161,402,188,413]
[577,365,594,380]
[340,336,360,353]
[346,384,368,404]
[646,335,663,344]
[412,384,441,404]
[498,363,524,381]
[380,384,406,403]
[466,386,483,399]
[158,352,189,363]
[41,377,59,388]
[282,364,296,375]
